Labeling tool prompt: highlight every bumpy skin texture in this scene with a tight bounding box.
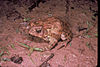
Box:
[29,17,72,49]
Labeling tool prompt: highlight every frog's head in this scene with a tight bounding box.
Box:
[29,26,44,38]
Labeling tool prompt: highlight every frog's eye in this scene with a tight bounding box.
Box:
[36,28,42,33]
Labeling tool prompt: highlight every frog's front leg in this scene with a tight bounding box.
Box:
[43,36,57,50]
[48,37,58,50]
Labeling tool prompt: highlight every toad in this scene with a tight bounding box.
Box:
[29,17,73,50]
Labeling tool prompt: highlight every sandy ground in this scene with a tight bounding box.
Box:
[0,0,98,67]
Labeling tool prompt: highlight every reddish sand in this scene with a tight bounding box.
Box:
[0,0,98,67]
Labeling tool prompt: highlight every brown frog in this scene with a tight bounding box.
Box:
[29,17,72,50]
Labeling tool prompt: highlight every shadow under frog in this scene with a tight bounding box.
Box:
[28,17,73,50]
